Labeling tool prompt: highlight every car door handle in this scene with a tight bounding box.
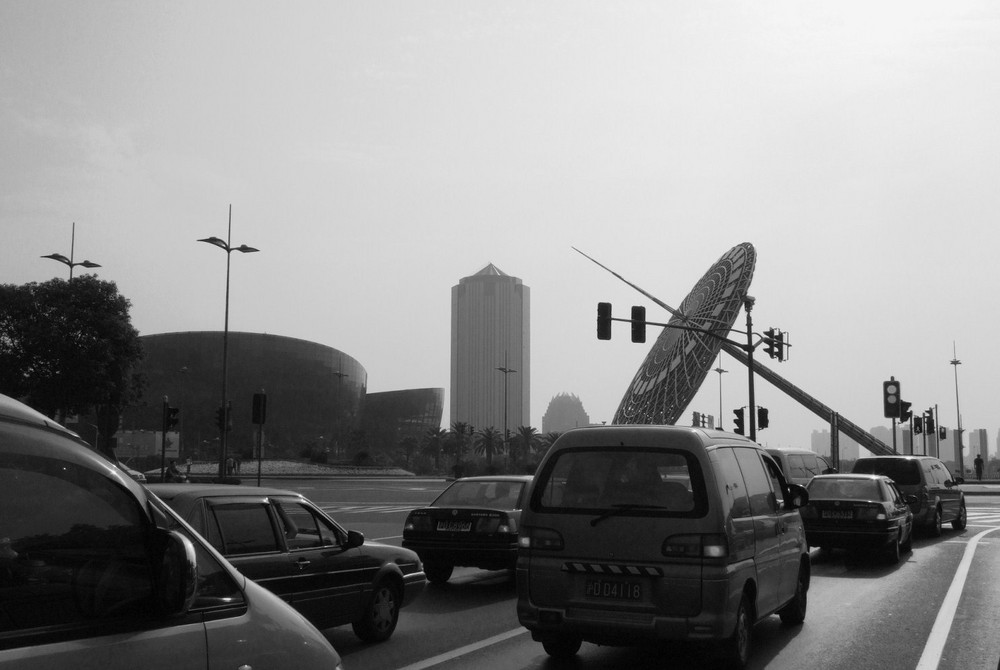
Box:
[295,558,311,570]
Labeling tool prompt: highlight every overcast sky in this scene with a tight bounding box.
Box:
[3,2,999,456]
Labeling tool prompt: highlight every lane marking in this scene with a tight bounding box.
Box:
[916,526,1000,669]
[395,627,528,670]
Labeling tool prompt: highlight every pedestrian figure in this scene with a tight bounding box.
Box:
[974,454,984,481]
[166,459,181,482]
[185,456,192,475]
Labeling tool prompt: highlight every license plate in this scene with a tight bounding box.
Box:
[821,510,853,520]
[436,520,472,532]
[584,578,642,601]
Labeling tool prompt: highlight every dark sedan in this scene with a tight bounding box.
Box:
[149,483,425,642]
[403,475,532,584]
[800,474,915,563]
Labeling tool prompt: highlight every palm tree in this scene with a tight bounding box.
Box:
[421,427,448,470]
[448,421,471,462]
[542,431,563,450]
[474,427,502,469]
[513,425,540,467]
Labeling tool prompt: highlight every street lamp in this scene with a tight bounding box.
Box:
[199,204,259,481]
[714,355,728,428]
[495,351,517,470]
[41,222,101,279]
[950,343,964,478]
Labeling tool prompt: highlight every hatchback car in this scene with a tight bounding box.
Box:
[149,483,425,642]
[516,426,810,669]
[851,455,966,536]
[800,474,914,563]
[0,393,343,670]
[403,475,532,584]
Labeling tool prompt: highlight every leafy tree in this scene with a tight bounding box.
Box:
[512,425,540,466]
[474,426,502,469]
[421,427,448,469]
[448,421,472,462]
[542,432,563,449]
[0,276,144,457]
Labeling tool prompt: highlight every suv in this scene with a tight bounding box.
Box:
[0,393,343,670]
[516,425,810,669]
[851,455,966,535]
[766,448,836,487]
[149,483,425,642]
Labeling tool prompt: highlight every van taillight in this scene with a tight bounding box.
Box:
[521,527,564,551]
[662,534,728,559]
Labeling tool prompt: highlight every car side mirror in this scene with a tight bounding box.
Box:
[346,530,365,549]
[904,495,919,505]
[952,477,965,486]
[153,529,198,616]
[786,483,809,509]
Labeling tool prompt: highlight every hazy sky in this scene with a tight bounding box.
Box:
[3,2,999,456]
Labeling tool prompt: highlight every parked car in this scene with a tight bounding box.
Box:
[516,425,810,669]
[766,448,836,487]
[403,475,532,584]
[0,393,343,670]
[851,455,966,536]
[149,482,425,641]
[800,474,914,563]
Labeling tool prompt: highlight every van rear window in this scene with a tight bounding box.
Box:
[532,448,706,516]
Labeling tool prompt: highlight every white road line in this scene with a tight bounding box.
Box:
[395,627,528,670]
[916,526,1000,669]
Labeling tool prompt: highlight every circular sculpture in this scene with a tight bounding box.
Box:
[613,242,756,425]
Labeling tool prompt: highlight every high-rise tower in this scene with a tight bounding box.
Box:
[450,264,530,435]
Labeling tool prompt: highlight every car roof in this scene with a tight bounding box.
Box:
[811,473,887,481]
[148,482,302,500]
[856,455,934,461]
[0,393,80,436]
[451,475,534,483]
[553,424,760,449]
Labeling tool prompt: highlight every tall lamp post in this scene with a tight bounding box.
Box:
[41,222,101,279]
[714,355,728,429]
[199,205,259,481]
[495,351,517,470]
[950,343,965,478]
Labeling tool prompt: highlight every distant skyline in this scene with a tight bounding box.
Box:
[3,2,999,451]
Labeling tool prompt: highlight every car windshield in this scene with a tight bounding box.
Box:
[434,480,524,508]
[853,459,921,485]
[809,478,881,501]
[533,448,703,515]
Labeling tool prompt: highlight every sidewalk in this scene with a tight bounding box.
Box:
[960,479,1000,496]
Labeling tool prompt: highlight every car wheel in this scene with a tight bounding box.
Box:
[952,503,967,530]
[778,563,808,625]
[886,535,901,564]
[352,580,400,643]
[929,507,943,537]
[723,594,753,669]
[424,562,454,585]
[541,634,582,659]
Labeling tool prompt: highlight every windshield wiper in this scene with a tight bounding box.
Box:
[590,503,667,527]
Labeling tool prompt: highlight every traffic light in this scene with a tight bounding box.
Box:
[692,411,702,427]
[597,302,612,340]
[913,417,923,434]
[757,407,769,429]
[215,406,227,432]
[938,426,947,440]
[899,400,912,422]
[882,380,901,418]
[165,406,179,430]
[733,408,745,435]
[763,328,777,359]
[252,392,267,425]
[774,331,786,361]
[924,410,935,433]
[631,306,646,343]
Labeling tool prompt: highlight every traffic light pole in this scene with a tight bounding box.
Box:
[744,297,757,441]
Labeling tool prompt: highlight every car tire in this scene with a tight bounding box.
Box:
[424,562,453,585]
[723,594,753,669]
[900,524,913,553]
[929,507,943,537]
[886,535,901,564]
[778,563,808,625]
[352,580,400,643]
[952,503,967,530]
[541,634,582,659]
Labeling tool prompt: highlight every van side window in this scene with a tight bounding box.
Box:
[0,450,154,632]
[710,448,751,519]
[734,448,777,515]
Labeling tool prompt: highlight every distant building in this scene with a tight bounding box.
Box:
[542,393,591,434]
[360,388,445,452]
[970,428,989,462]
[450,263,530,434]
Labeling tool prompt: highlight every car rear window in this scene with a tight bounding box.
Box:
[434,480,525,509]
[852,459,921,485]
[808,478,882,500]
[532,447,707,516]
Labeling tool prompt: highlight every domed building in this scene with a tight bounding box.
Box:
[541,392,592,434]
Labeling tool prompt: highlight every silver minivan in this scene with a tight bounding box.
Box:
[516,425,810,669]
[0,393,344,670]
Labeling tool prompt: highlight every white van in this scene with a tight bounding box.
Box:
[0,393,343,670]
[517,425,810,669]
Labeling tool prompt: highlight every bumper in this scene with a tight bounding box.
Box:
[403,537,518,570]
[805,526,899,549]
[401,570,426,607]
